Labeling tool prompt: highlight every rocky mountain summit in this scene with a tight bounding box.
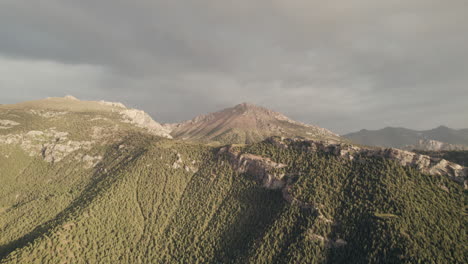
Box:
[0,96,172,138]
[168,103,340,144]
[0,96,172,167]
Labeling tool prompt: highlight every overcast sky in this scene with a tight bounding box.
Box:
[0,0,467,134]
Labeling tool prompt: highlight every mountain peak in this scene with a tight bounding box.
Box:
[169,103,340,144]
[233,102,258,109]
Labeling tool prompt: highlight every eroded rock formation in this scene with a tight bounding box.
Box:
[218,146,287,189]
[220,137,468,206]
[267,137,467,187]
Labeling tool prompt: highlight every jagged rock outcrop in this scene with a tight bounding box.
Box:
[120,108,172,138]
[220,136,467,201]
[267,137,467,187]
[218,146,287,189]
[98,100,126,109]
[0,128,97,165]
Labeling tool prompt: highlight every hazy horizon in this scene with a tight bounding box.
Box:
[1,0,467,134]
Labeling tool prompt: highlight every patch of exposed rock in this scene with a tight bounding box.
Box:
[220,136,467,216]
[0,128,95,164]
[74,154,103,169]
[308,232,347,248]
[29,109,69,118]
[169,151,198,173]
[98,100,126,109]
[267,137,467,187]
[120,109,172,138]
[218,146,287,189]
[0,120,20,129]
[95,99,172,138]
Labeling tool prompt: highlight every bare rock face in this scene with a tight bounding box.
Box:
[29,110,69,118]
[0,120,20,129]
[98,100,126,109]
[218,146,287,189]
[268,137,467,187]
[0,128,96,165]
[168,102,341,143]
[120,109,172,138]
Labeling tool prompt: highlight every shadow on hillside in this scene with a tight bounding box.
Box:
[212,183,286,263]
[0,136,151,260]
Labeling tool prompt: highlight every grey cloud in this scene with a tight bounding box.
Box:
[0,0,467,134]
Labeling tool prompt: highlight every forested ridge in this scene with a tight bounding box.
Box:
[1,133,466,263]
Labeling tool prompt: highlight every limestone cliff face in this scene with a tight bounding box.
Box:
[119,108,172,138]
[218,146,287,189]
[267,137,467,187]
[220,137,467,198]
[0,96,172,139]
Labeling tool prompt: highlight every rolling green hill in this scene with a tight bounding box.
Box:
[0,98,466,263]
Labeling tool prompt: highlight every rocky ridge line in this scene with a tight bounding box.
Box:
[220,137,467,201]
[267,137,467,186]
[218,145,288,189]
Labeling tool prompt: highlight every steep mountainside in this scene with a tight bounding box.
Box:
[0,96,172,138]
[0,98,467,263]
[167,103,341,144]
[344,126,468,150]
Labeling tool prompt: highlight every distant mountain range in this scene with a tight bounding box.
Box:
[344,126,468,151]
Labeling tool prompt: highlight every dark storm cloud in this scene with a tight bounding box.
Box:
[0,0,467,133]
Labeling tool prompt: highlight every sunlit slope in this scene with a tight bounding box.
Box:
[169,103,341,145]
[1,136,466,263]
[0,96,171,138]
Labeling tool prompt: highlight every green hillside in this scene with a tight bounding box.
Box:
[0,101,466,263]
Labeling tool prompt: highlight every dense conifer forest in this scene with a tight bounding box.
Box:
[1,133,466,263]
